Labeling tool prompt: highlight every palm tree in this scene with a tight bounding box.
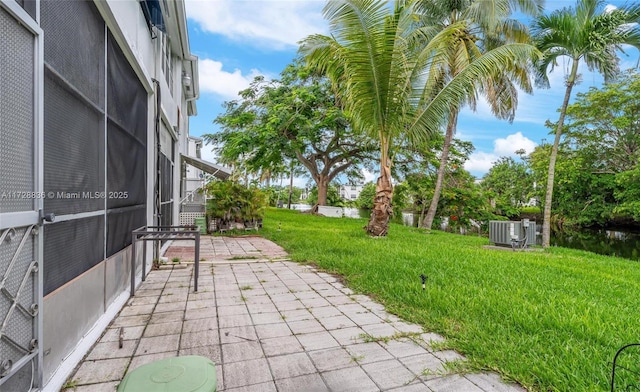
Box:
[300,0,538,236]
[417,0,542,230]
[533,0,640,248]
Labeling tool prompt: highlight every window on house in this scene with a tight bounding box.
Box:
[160,32,173,95]
[140,0,166,34]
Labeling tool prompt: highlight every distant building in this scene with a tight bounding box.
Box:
[339,184,365,200]
[180,136,229,224]
[300,187,310,200]
[185,137,206,199]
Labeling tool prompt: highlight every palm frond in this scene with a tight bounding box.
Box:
[493,18,533,45]
[508,0,544,16]
[302,0,541,157]
[411,43,540,136]
[533,0,640,88]
[574,0,602,28]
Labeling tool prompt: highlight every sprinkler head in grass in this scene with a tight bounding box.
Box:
[277,222,282,232]
[420,274,427,291]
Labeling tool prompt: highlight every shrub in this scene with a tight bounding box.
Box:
[205,181,267,222]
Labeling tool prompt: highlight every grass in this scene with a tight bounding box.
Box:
[260,208,640,391]
[62,379,78,390]
[520,206,542,214]
[227,255,259,260]
[359,331,423,344]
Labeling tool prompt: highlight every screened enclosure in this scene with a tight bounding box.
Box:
[41,0,147,296]
[1,0,198,388]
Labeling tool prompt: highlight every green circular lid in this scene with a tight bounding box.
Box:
[118,356,217,392]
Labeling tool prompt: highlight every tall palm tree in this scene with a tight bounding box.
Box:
[533,0,640,248]
[301,0,538,236]
[417,0,542,230]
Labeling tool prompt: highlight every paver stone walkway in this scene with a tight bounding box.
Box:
[64,236,525,392]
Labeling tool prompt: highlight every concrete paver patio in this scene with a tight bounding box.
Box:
[64,236,524,392]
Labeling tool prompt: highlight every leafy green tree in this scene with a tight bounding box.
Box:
[355,182,376,210]
[481,156,533,218]
[554,72,640,225]
[528,142,618,226]
[564,70,640,173]
[532,0,640,247]
[398,136,475,224]
[307,185,343,207]
[615,165,640,222]
[301,0,538,236]
[404,172,435,224]
[205,61,375,208]
[429,168,495,231]
[265,186,304,207]
[417,0,541,230]
[393,133,473,182]
[357,180,408,215]
[204,76,295,186]
[392,135,440,180]
[390,182,409,216]
[403,165,493,230]
[553,154,617,226]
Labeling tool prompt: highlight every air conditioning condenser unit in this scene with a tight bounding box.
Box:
[489,219,536,248]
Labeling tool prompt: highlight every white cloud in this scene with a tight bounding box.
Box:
[199,58,264,99]
[464,132,537,175]
[292,177,309,188]
[185,0,327,50]
[362,169,376,183]
[494,132,537,156]
[464,151,498,173]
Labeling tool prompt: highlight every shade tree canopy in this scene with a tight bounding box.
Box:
[204,60,377,208]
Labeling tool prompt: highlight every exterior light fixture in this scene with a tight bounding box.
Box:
[420,274,427,291]
[182,73,191,87]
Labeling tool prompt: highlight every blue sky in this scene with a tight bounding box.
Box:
[184,0,639,184]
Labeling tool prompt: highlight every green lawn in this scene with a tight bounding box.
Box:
[259,208,640,391]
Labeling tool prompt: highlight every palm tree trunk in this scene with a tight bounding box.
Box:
[366,140,393,236]
[287,160,294,209]
[542,60,579,248]
[264,171,271,188]
[422,110,458,229]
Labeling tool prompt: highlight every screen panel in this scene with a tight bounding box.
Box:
[0,6,35,214]
[43,72,105,215]
[106,121,146,209]
[107,33,147,142]
[106,206,146,257]
[41,0,105,108]
[43,216,104,295]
